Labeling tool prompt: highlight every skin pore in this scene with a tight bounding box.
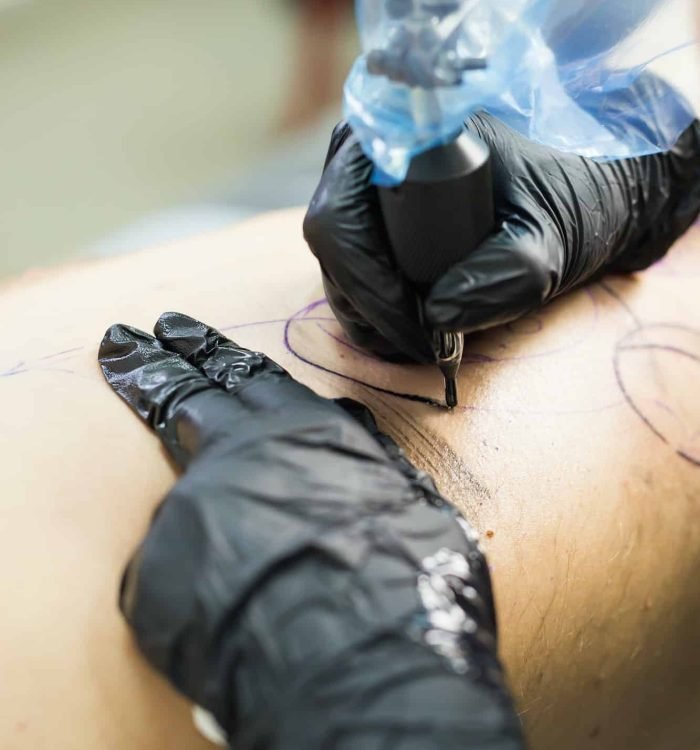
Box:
[0,208,698,750]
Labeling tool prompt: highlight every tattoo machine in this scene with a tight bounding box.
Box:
[354,0,495,408]
[345,0,698,408]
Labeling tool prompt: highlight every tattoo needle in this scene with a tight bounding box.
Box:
[436,331,463,409]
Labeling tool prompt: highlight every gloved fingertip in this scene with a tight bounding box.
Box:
[155,312,238,364]
[154,311,202,335]
[154,310,196,330]
[99,324,158,363]
[325,121,353,168]
[154,312,212,358]
[153,312,287,395]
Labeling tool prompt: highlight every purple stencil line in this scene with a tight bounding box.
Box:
[293,293,601,367]
[614,322,700,468]
[678,450,700,468]
[620,322,700,339]
[39,346,84,361]
[617,343,700,365]
[283,301,445,408]
[3,346,86,378]
[283,298,625,416]
[221,318,293,333]
[0,362,28,378]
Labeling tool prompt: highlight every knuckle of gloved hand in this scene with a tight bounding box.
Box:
[305,152,376,268]
[428,233,553,328]
[321,276,386,348]
[512,239,555,302]
[324,290,388,354]
[326,121,353,165]
[345,321,408,362]
[325,286,418,362]
[495,220,557,300]
[304,176,348,253]
[302,194,329,252]
[303,182,356,265]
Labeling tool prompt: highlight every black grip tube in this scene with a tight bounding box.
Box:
[379,129,494,288]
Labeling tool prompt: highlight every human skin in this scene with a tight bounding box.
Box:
[0,209,699,750]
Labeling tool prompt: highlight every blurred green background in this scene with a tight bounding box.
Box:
[0,0,356,278]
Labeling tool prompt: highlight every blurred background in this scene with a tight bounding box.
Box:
[1,1,698,280]
[0,0,357,279]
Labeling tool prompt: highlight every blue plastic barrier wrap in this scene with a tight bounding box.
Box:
[346,0,698,182]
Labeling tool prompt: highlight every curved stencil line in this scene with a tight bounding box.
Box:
[614,323,700,467]
[284,299,624,416]
[293,291,601,367]
[283,303,445,409]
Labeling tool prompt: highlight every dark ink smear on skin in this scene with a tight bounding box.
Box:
[372,391,493,513]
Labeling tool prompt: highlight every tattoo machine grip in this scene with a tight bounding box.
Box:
[379,129,494,406]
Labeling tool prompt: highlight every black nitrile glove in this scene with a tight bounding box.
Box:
[304,90,700,362]
[99,312,524,750]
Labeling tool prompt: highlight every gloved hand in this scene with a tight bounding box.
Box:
[99,312,524,750]
[304,101,700,363]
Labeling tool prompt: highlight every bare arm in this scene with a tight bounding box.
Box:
[0,208,698,750]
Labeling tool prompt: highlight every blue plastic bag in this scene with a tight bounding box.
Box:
[345,0,699,182]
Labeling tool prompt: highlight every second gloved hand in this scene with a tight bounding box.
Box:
[99,312,523,750]
[304,104,700,362]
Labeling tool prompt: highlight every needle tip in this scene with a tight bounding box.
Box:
[445,378,458,409]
